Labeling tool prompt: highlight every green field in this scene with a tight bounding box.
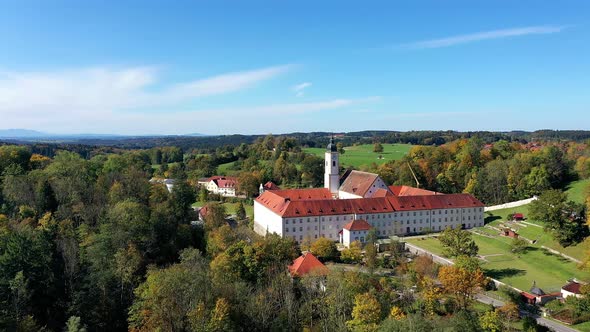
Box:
[407,233,590,292]
[192,201,254,220]
[304,143,412,169]
[217,161,238,175]
[565,178,590,203]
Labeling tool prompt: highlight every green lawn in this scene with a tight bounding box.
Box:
[574,320,590,332]
[192,201,254,219]
[406,233,590,292]
[304,143,412,169]
[564,178,590,204]
[217,161,238,175]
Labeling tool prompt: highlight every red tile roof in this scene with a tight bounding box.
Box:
[255,190,484,218]
[373,188,394,197]
[288,252,329,277]
[562,281,582,294]
[343,219,371,231]
[265,188,333,201]
[389,185,439,196]
[339,171,380,197]
[207,176,239,188]
[263,181,280,191]
[513,213,524,219]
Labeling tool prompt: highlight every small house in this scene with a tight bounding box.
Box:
[503,228,519,238]
[340,219,371,248]
[561,280,584,299]
[513,213,524,221]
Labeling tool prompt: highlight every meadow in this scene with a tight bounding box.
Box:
[406,234,589,292]
[304,143,412,168]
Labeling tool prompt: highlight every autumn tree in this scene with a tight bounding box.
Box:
[341,241,363,264]
[310,237,338,261]
[346,292,381,331]
[479,309,502,332]
[438,265,486,309]
[438,227,479,257]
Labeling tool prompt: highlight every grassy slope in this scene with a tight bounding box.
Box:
[304,143,412,168]
[564,178,590,204]
[407,234,589,291]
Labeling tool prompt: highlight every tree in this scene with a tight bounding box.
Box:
[364,229,378,273]
[204,203,227,230]
[346,292,381,331]
[128,249,213,331]
[438,227,479,257]
[389,306,405,320]
[373,143,384,153]
[236,202,246,221]
[438,265,486,309]
[237,171,261,197]
[341,241,363,264]
[479,309,502,332]
[310,237,338,261]
[171,180,196,222]
[336,142,345,155]
[206,298,232,332]
[529,189,589,247]
[497,302,520,331]
[511,237,529,256]
[65,316,87,332]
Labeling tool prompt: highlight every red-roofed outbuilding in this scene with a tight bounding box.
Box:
[288,252,329,277]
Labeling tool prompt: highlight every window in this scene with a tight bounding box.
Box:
[299,227,303,231]
[285,228,289,233]
[314,235,318,239]
[293,227,296,232]
[413,212,416,216]
[332,161,336,166]
[286,220,289,224]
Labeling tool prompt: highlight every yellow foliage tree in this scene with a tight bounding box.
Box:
[420,276,442,315]
[389,306,406,320]
[438,265,486,309]
[346,292,381,332]
[341,241,363,264]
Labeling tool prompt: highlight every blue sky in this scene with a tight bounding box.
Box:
[1,0,589,135]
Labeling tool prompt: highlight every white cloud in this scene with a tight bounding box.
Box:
[402,25,566,49]
[2,90,378,135]
[292,82,312,97]
[0,64,292,115]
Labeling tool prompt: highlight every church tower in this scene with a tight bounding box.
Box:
[324,137,340,195]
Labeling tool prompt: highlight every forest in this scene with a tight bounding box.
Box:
[1,132,590,331]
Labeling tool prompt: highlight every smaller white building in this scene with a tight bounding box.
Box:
[561,281,584,299]
[340,219,372,247]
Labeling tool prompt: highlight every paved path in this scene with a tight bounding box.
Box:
[476,293,579,332]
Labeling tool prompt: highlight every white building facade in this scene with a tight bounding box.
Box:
[253,138,486,243]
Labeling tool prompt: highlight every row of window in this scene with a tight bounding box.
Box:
[288,223,484,242]
[284,208,484,224]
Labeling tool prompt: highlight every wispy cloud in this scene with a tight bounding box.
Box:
[292,82,312,97]
[3,97,378,135]
[0,64,293,114]
[402,25,566,49]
